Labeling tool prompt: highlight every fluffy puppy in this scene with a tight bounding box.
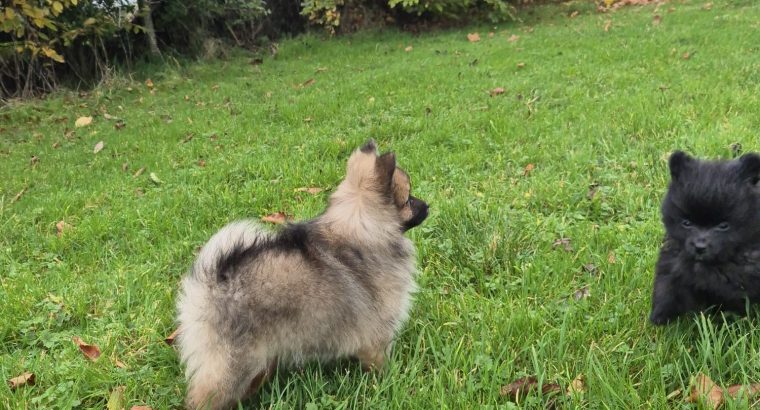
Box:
[176,140,429,409]
[649,151,760,325]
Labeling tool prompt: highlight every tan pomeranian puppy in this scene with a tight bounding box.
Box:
[176,140,429,409]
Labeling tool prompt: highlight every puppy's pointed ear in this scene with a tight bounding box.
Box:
[739,153,760,185]
[375,152,396,188]
[360,139,378,154]
[669,151,692,181]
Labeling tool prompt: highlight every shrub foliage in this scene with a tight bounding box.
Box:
[1,0,527,98]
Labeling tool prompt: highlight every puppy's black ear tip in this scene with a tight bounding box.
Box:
[360,139,377,154]
[669,150,692,179]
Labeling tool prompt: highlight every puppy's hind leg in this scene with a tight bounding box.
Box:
[357,340,393,372]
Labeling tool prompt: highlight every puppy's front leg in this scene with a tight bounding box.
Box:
[357,343,390,372]
[649,272,695,325]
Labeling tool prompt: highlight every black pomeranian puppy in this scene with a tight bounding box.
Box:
[649,150,760,325]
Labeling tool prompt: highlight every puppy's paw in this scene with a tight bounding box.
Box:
[649,309,676,325]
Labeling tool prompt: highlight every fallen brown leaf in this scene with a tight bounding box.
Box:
[133,167,145,178]
[114,120,126,130]
[587,183,599,200]
[165,327,180,345]
[56,220,69,237]
[8,372,35,389]
[553,238,573,252]
[570,10,579,18]
[72,336,101,361]
[726,383,760,399]
[467,32,481,42]
[517,62,526,69]
[93,141,104,154]
[567,374,586,395]
[582,263,598,276]
[114,358,127,369]
[30,155,39,166]
[604,20,612,32]
[103,113,118,120]
[682,51,691,60]
[295,187,323,195]
[145,79,154,89]
[573,286,591,301]
[523,163,535,176]
[107,386,126,410]
[262,212,289,225]
[500,376,562,399]
[686,372,723,410]
[488,32,494,38]
[12,187,27,203]
[52,141,61,148]
[131,406,152,410]
[302,78,315,88]
[508,34,520,42]
[607,251,616,264]
[75,116,93,127]
[652,15,662,25]
[703,2,712,10]
[490,87,506,97]
[404,45,413,52]
[198,159,206,167]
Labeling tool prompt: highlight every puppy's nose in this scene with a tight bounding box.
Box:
[694,239,708,254]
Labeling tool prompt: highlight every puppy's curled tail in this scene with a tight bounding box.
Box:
[176,221,265,409]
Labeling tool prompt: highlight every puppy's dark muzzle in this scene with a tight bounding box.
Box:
[403,196,429,232]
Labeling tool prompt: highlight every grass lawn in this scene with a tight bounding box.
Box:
[3,0,760,407]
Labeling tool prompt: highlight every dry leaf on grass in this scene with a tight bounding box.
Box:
[686,373,723,409]
[489,87,506,97]
[165,327,180,345]
[114,358,127,369]
[703,2,713,10]
[145,79,154,89]
[682,51,691,60]
[508,34,520,42]
[72,336,101,361]
[553,238,573,252]
[149,172,163,185]
[726,383,760,399]
[107,386,126,410]
[604,20,612,32]
[523,163,535,176]
[261,212,289,224]
[131,406,153,410]
[8,372,35,389]
[295,187,323,195]
[652,15,662,25]
[404,46,413,52]
[467,33,480,42]
[133,167,145,178]
[573,286,591,301]
[302,78,315,88]
[12,187,27,203]
[607,251,617,264]
[500,376,562,399]
[75,116,93,127]
[93,141,104,154]
[567,374,586,395]
[56,220,69,237]
[569,10,579,18]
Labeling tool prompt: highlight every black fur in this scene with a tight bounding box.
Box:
[649,151,760,325]
[214,223,315,282]
[402,196,429,232]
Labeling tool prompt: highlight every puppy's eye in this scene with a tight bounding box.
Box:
[681,219,693,228]
[717,222,730,231]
